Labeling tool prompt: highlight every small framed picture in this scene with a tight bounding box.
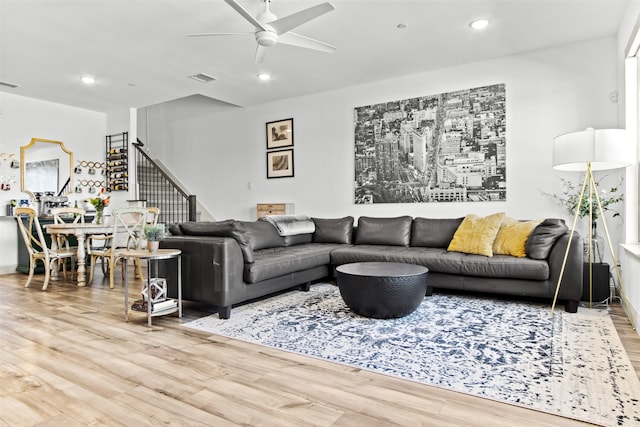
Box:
[266,118,294,149]
[267,149,294,179]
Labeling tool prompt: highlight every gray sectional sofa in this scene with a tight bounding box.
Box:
[160,215,582,319]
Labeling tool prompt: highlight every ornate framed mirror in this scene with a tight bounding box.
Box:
[20,138,73,197]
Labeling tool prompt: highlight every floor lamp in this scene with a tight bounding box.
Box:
[550,128,634,328]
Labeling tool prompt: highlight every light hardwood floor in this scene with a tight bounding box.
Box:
[1,266,638,426]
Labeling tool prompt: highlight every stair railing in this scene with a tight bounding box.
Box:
[133,141,197,224]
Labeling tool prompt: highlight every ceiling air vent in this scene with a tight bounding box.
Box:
[0,81,19,89]
[188,73,217,83]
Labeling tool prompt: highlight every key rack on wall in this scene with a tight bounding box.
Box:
[74,160,106,194]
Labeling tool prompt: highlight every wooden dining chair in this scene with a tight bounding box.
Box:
[51,206,86,278]
[51,207,86,249]
[146,206,160,225]
[133,206,161,278]
[87,207,148,288]
[15,207,77,290]
[51,207,86,225]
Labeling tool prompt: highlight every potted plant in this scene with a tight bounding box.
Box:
[143,224,165,252]
[543,175,624,262]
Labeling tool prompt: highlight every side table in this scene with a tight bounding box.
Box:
[582,262,610,304]
[122,248,182,327]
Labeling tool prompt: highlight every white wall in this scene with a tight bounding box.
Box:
[618,6,640,332]
[0,92,106,273]
[144,37,619,226]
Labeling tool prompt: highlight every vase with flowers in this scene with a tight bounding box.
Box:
[543,175,624,262]
[88,189,110,224]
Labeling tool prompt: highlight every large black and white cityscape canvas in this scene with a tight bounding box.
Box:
[354,84,506,204]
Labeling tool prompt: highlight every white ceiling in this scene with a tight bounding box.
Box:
[0,0,632,114]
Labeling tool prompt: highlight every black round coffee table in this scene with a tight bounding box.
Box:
[335,262,429,319]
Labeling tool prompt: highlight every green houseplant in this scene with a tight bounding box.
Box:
[143,224,165,252]
[543,175,624,262]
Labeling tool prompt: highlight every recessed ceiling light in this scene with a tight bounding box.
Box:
[257,73,271,81]
[469,19,489,30]
[81,76,96,85]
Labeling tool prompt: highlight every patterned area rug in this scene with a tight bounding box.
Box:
[183,283,640,426]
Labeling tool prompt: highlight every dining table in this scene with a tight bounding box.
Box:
[44,222,115,287]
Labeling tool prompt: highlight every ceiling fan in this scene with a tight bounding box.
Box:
[187,0,336,63]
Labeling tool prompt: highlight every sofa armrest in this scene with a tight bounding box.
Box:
[547,231,583,301]
[159,235,245,307]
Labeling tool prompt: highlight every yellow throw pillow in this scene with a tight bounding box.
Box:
[493,217,544,257]
[447,212,505,257]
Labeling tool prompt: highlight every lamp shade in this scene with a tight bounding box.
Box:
[552,128,630,171]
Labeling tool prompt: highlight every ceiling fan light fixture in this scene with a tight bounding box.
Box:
[469,19,489,30]
[257,73,271,81]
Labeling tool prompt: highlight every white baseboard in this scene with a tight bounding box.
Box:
[622,296,640,336]
[0,264,17,275]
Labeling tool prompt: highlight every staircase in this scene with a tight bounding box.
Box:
[133,142,197,224]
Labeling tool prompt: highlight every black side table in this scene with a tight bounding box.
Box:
[582,262,610,303]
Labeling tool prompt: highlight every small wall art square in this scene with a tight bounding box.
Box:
[267,149,294,179]
[354,83,506,204]
[266,118,294,149]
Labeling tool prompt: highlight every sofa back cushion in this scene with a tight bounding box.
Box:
[312,217,354,244]
[179,220,254,262]
[239,221,285,252]
[525,218,568,260]
[447,212,505,257]
[411,217,464,248]
[168,223,183,235]
[180,220,235,236]
[355,216,413,246]
[283,233,313,246]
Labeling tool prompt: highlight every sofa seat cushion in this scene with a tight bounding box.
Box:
[244,243,341,283]
[330,245,549,280]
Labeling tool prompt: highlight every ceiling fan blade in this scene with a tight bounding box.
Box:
[224,0,268,31]
[278,32,336,53]
[255,45,267,63]
[186,32,253,37]
[269,2,335,35]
